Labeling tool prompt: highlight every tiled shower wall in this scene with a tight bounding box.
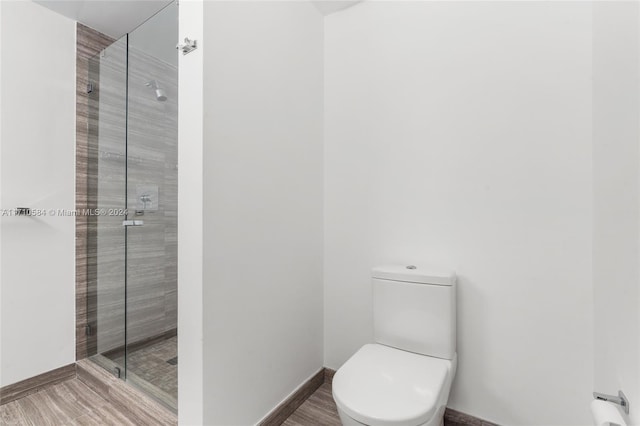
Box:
[76,24,114,360]
[77,24,178,357]
[122,44,178,348]
[90,35,127,354]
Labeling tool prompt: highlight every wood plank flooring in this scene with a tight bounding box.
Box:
[2,367,492,426]
[282,377,497,426]
[75,359,176,425]
[0,378,137,426]
[0,363,76,405]
[283,382,342,426]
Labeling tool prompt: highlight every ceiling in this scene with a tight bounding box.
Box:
[312,1,361,16]
[33,0,361,40]
[33,0,173,39]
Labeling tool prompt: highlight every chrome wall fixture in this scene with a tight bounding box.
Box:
[122,220,144,227]
[145,80,167,102]
[176,37,197,55]
[594,390,630,415]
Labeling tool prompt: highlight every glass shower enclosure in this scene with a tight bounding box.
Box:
[86,2,178,412]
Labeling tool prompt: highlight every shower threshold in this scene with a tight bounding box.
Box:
[89,332,177,413]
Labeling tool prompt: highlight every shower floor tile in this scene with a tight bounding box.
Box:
[109,336,177,402]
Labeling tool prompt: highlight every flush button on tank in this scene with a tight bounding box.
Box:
[406,265,417,270]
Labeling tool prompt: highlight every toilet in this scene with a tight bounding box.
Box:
[332,265,457,426]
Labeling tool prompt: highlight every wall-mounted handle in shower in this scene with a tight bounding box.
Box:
[122,220,144,227]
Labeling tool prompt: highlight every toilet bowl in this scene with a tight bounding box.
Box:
[332,266,457,426]
[333,344,457,426]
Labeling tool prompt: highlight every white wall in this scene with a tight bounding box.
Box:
[201,2,324,424]
[593,3,640,425]
[324,2,594,425]
[0,1,76,387]
[0,0,3,388]
[178,0,204,423]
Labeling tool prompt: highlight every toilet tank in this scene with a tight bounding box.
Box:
[372,265,456,360]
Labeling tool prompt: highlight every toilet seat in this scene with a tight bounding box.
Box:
[332,344,453,426]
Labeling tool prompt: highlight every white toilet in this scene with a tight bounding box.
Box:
[332,265,457,426]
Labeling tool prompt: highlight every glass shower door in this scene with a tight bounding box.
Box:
[124,2,178,410]
[87,36,128,379]
[87,1,178,413]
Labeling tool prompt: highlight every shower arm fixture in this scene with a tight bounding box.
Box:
[145,80,160,90]
[146,80,167,102]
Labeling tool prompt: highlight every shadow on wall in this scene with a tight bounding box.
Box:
[449,274,515,424]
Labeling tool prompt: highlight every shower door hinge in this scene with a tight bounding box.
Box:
[87,82,94,94]
[113,367,121,379]
[176,37,197,55]
[85,324,92,336]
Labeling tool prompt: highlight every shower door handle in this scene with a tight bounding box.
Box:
[122,220,144,227]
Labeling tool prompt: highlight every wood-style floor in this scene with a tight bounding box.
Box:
[1,374,481,426]
[283,381,342,426]
[0,377,341,426]
[0,378,145,426]
[282,381,486,426]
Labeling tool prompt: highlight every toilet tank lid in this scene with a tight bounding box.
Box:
[372,265,456,286]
